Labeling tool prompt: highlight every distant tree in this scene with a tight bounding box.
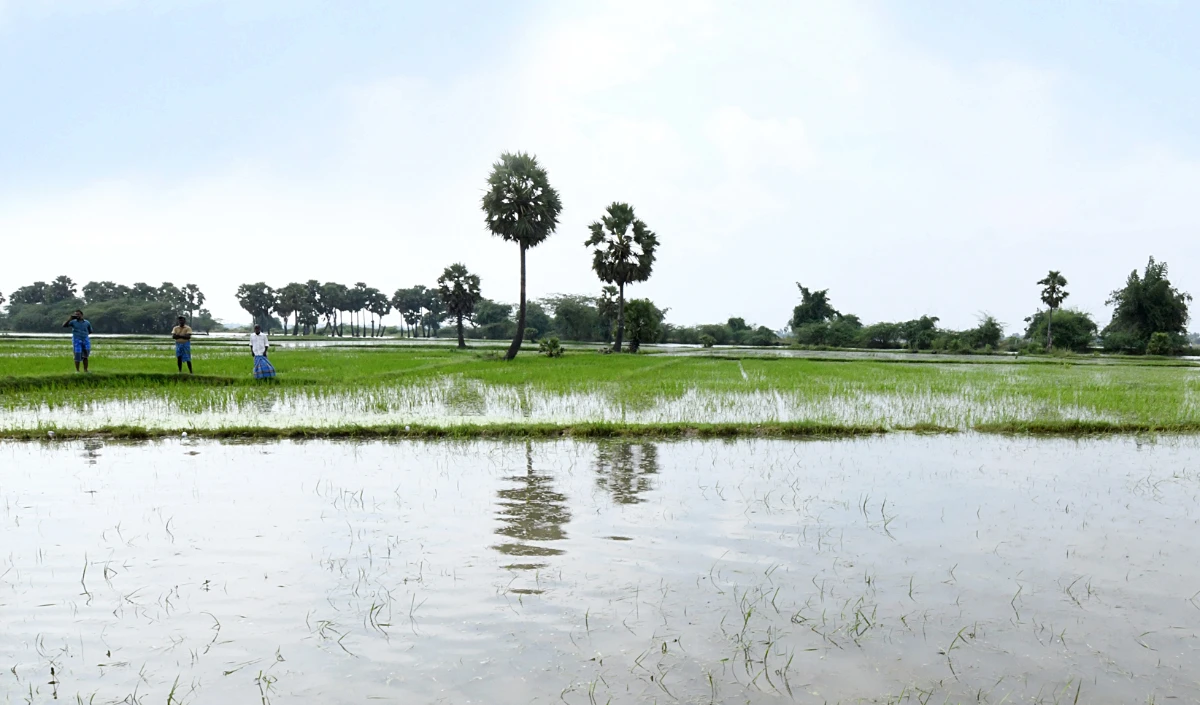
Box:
[391,286,427,338]
[421,294,447,338]
[727,317,749,333]
[481,151,563,360]
[366,288,391,336]
[1023,308,1097,352]
[47,276,78,303]
[623,298,666,352]
[472,298,514,340]
[192,308,221,333]
[746,326,778,347]
[860,322,903,349]
[320,282,349,336]
[585,202,659,353]
[1103,257,1192,353]
[0,290,5,310]
[899,316,940,350]
[130,282,158,301]
[82,281,128,303]
[235,282,277,330]
[544,294,602,342]
[1037,270,1068,351]
[299,280,323,335]
[275,283,308,335]
[344,282,367,337]
[523,301,552,342]
[790,284,839,329]
[965,314,1003,350]
[10,282,48,305]
[437,263,483,349]
[181,283,206,323]
[156,283,189,316]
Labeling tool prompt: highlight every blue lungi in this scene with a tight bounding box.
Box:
[175,341,192,362]
[253,355,276,379]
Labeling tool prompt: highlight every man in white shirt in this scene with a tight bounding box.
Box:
[250,325,276,379]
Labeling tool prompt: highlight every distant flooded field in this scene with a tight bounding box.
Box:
[3,436,1198,703]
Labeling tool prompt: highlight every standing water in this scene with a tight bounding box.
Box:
[1,436,1198,703]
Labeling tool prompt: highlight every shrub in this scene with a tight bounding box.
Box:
[538,336,564,357]
[1146,332,1171,356]
[699,334,716,348]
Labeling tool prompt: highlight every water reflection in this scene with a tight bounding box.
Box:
[594,442,660,504]
[81,439,103,465]
[492,442,571,572]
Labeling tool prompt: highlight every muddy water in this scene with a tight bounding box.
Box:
[2,436,1198,703]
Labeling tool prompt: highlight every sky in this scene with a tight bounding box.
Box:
[2,0,1199,332]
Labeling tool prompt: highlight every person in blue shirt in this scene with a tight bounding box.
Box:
[62,309,93,372]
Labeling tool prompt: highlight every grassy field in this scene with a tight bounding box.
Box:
[1,335,1198,437]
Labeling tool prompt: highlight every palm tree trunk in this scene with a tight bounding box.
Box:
[457,315,466,349]
[1047,308,1054,351]
[614,282,626,353]
[505,243,527,360]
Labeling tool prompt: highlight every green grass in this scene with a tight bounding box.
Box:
[1,336,1198,436]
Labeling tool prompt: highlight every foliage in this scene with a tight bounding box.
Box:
[274,283,308,335]
[437,263,483,348]
[481,151,563,359]
[699,334,716,348]
[4,277,215,334]
[1037,270,1069,351]
[391,286,428,337]
[1023,308,1097,352]
[1146,332,1172,356]
[899,316,940,350]
[745,326,778,346]
[1038,271,1069,310]
[1103,257,1192,353]
[585,202,659,352]
[622,298,666,352]
[790,284,839,329]
[538,336,564,357]
[235,283,278,330]
[542,294,604,342]
[523,302,552,343]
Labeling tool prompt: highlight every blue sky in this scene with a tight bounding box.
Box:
[2,0,1198,331]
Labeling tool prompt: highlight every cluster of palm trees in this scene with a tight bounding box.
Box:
[235,151,662,359]
[482,152,660,359]
[235,280,454,338]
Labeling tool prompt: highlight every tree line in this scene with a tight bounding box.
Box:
[785,257,1193,355]
[0,276,216,334]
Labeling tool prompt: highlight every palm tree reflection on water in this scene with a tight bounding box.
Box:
[492,442,571,593]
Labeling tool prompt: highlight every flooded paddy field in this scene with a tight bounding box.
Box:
[2,436,1198,703]
[2,339,1199,433]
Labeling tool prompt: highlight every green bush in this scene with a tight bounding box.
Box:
[1146,332,1171,356]
[699,334,716,348]
[538,336,564,357]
